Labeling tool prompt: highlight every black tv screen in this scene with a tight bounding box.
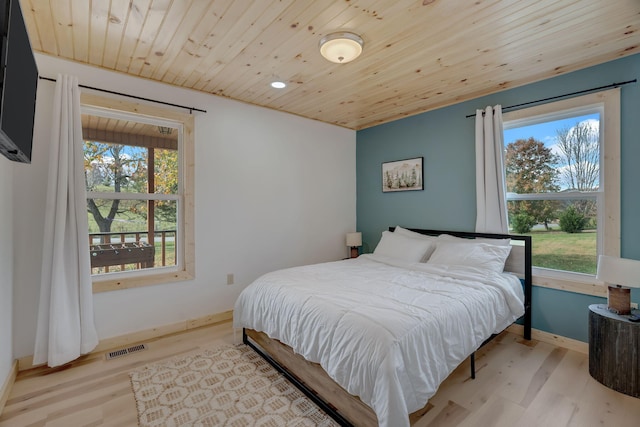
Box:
[0,0,38,163]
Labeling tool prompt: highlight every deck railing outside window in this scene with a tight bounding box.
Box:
[89,230,177,274]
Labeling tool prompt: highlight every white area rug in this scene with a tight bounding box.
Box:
[129,344,339,426]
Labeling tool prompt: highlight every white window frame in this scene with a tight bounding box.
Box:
[502,89,620,297]
[81,93,195,293]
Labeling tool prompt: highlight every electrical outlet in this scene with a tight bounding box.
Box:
[631,302,638,310]
[226,273,234,285]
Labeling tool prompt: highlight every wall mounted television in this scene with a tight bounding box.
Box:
[0,0,38,163]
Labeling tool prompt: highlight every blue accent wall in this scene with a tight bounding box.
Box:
[356,54,640,342]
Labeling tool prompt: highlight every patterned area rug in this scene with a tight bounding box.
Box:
[129,344,339,426]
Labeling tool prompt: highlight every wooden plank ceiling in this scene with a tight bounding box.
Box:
[22,0,640,130]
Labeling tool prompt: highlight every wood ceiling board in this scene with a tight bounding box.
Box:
[22,0,640,130]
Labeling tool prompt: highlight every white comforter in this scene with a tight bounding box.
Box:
[233,254,525,427]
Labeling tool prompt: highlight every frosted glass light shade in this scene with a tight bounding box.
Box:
[596,255,640,288]
[346,232,362,247]
[319,32,364,63]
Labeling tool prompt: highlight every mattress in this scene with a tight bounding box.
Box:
[233,254,525,427]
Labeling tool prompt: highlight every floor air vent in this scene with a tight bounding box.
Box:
[105,343,148,360]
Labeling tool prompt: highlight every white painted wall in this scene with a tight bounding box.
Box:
[12,54,356,358]
[0,156,14,390]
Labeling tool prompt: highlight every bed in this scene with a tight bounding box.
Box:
[233,227,532,427]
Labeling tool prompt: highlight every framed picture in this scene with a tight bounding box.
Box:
[382,157,423,192]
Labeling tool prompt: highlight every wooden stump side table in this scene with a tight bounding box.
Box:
[588,303,640,398]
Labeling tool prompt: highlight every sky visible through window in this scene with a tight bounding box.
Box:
[504,113,600,192]
[504,113,599,154]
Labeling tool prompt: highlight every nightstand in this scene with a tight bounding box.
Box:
[588,303,640,397]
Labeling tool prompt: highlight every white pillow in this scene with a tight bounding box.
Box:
[393,226,438,261]
[373,230,436,263]
[394,226,437,240]
[437,233,511,246]
[427,240,512,272]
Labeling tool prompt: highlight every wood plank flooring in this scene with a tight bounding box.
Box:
[1,322,638,427]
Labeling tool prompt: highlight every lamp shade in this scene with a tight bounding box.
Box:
[319,32,364,63]
[596,255,640,288]
[346,232,362,247]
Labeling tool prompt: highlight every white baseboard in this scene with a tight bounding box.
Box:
[0,360,18,416]
[17,310,233,372]
[507,324,588,354]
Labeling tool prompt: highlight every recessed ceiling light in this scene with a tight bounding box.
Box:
[271,81,286,89]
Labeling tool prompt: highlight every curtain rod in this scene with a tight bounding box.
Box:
[465,79,637,118]
[38,76,207,114]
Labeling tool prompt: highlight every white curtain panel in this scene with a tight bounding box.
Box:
[475,105,509,234]
[33,74,98,367]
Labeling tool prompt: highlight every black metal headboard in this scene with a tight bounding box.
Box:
[389,227,532,340]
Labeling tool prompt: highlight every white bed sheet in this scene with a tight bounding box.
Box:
[233,254,525,427]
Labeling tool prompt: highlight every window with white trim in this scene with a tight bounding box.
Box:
[502,89,620,291]
[81,94,195,292]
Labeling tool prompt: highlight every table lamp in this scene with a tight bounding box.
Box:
[596,255,640,315]
[346,232,362,258]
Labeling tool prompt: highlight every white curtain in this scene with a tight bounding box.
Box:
[33,74,98,367]
[475,105,509,234]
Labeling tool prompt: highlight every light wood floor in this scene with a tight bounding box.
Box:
[1,321,638,427]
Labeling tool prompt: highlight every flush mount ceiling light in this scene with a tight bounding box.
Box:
[157,126,173,135]
[270,81,286,89]
[319,32,364,64]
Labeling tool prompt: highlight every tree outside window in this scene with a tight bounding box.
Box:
[504,113,600,275]
[82,113,181,276]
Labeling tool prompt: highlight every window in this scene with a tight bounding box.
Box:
[81,94,195,292]
[502,89,620,295]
